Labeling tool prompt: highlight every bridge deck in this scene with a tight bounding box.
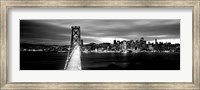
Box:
[65,46,82,70]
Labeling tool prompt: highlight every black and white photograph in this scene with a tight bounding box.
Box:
[20,19,180,70]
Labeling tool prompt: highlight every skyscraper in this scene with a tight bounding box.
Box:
[122,40,127,50]
[155,38,158,44]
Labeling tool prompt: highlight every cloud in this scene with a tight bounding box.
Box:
[20,19,180,45]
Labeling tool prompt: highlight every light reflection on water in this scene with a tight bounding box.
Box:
[20,51,180,70]
[81,52,180,70]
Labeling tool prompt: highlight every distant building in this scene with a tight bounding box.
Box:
[81,37,180,53]
[113,40,117,45]
[155,38,158,45]
[122,40,127,50]
[81,40,83,47]
[148,44,154,51]
[140,37,144,43]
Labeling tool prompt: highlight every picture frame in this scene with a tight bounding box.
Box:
[0,0,199,90]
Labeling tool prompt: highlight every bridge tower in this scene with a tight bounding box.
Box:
[71,26,81,49]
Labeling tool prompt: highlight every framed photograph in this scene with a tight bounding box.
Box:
[1,0,199,90]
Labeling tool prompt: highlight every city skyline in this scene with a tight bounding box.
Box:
[20,19,180,45]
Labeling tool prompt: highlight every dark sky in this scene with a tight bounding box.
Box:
[20,19,180,45]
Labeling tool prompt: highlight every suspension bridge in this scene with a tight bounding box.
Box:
[64,26,82,70]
